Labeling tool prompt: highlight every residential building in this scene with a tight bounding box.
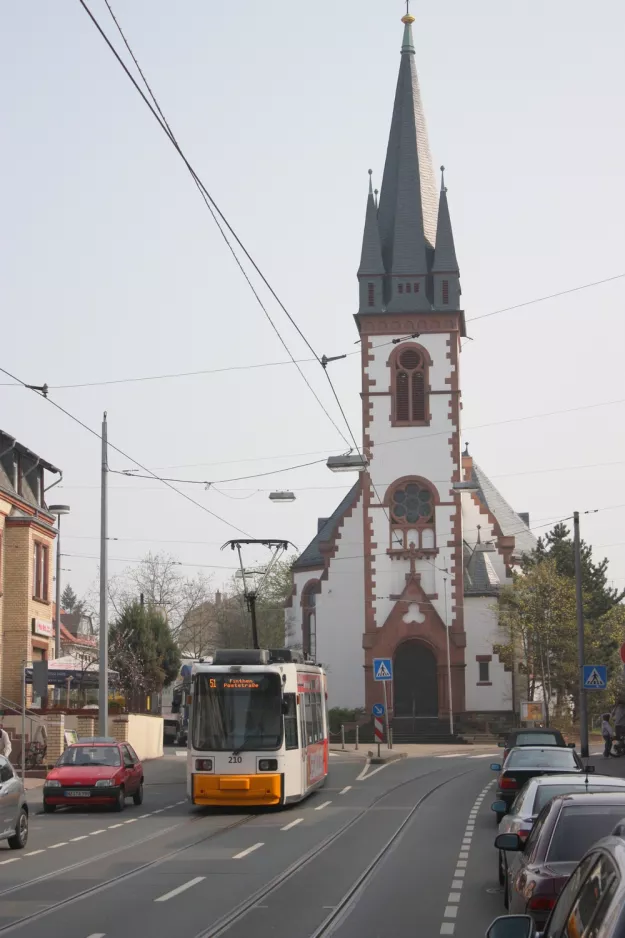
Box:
[287,13,536,727]
[0,429,60,704]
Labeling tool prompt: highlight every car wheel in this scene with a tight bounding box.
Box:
[132,781,144,806]
[113,787,125,812]
[8,809,28,850]
[498,850,506,886]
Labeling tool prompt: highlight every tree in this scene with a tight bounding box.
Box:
[61,583,78,612]
[109,601,181,710]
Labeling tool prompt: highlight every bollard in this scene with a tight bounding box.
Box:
[341,724,345,750]
[355,725,359,750]
[389,727,393,750]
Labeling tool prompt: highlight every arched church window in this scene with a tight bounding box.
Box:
[390,344,430,426]
[301,581,321,660]
[388,479,436,552]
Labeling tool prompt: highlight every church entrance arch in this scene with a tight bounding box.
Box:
[393,641,438,718]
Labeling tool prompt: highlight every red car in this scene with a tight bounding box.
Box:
[43,738,144,813]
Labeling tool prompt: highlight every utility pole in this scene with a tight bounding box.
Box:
[443,577,454,737]
[98,412,109,738]
[574,511,589,758]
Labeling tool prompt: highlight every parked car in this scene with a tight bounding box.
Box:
[491,746,587,821]
[498,727,573,762]
[43,738,144,813]
[0,755,28,849]
[496,791,625,931]
[487,818,625,938]
[492,773,625,885]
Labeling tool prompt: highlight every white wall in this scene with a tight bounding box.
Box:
[464,596,511,711]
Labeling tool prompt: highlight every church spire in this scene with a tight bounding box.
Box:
[433,166,461,309]
[376,5,438,308]
[357,171,385,311]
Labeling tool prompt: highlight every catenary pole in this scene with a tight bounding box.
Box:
[98,412,109,737]
[574,511,589,758]
[444,578,454,737]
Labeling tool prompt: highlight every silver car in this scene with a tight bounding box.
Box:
[491,772,625,885]
[0,756,28,850]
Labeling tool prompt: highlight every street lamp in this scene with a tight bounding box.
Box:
[326,454,369,473]
[48,504,70,661]
[269,491,296,503]
[452,481,480,493]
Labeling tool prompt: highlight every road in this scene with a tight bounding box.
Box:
[0,746,615,938]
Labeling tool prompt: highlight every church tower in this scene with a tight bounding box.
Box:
[357,9,466,726]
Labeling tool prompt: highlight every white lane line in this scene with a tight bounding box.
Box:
[175,800,186,805]
[454,869,466,878]
[152,809,164,814]
[0,857,21,865]
[70,836,88,842]
[339,786,352,795]
[90,829,106,835]
[459,852,469,859]
[357,761,392,781]
[281,818,304,831]
[138,814,151,819]
[437,754,464,759]
[48,842,68,849]
[25,850,45,857]
[444,906,459,919]
[456,860,467,868]
[175,750,186,757]
[233,843,264,859]
[124,819,137,824]
[86,933,106,938]
[355,763,370,780]
[155,876,205,902]
[451,879,463,890]
[448,893,461,903]
[440,925,455,935]
[315,801,332,811]
[108,824,124,829]
[468,753,497,759]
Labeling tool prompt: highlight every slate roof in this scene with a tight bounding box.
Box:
[292,481,360,570]
[432,183,459,274]
[357,178,385,276]
[464,545,501,596]
[471,463,537,558]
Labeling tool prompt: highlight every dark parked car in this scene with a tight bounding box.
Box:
[498,727,572,762]
[492,773,625,886]
[487,818,625,938]
[496,791,625,931]
[491,747,587,821]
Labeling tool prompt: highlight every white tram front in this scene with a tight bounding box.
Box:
[187,648,328,807]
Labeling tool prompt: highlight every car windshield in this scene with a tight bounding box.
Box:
[514,732,560,747]
[506,749,577,770]
[57,746,121,767]
[534,784,625,814]
[192,672,282,752]
[547,805,625,862]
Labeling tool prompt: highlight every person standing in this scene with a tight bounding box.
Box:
[602,713,614,758]
[0,723,12,760]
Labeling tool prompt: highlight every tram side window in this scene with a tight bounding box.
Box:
[305,693,314,745]
[284,693,298,750]
[314,693,323,742]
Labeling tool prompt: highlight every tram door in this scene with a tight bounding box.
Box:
[298,690,308,792]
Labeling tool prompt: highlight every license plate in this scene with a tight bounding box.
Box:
[65,790,91,797]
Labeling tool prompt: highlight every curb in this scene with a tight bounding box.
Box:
[367,751,407,765]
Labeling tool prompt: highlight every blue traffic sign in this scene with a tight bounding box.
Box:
[583,665,607,690]
[373,658,393,681]
[372,703,385,717]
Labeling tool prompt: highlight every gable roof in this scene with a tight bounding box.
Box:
[464,545,501,596]
[293,482,360,570]
[471,463,537,559]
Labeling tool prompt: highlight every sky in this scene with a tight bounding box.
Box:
[2,0,625,603]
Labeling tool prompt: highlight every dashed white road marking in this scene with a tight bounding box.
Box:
[85,933,106,938]
[356,761,392,781]
[448,892,461,903]
[233,843,264,859]
[315,801,332,811]
[25,850,45,857]
[444,906,458,918]
[468,753,497,759]
[451,879,463,890]
[48,842,68,849]
[339,786,352,795]
[108,824,123,829]
[0,857,20,865]
[281,818,304,831]
[155,876,205,902]
[124,819,137,824]
[138,814,151,819]
[175,750,186,757]
[437,754,464,759]
[440,924,455,935]
[70,836,88,842]
[90,829,106,835]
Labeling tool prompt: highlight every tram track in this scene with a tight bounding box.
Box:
[196,761,481,938]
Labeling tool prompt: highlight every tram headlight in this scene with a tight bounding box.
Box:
[195,758,213,772]
[258,759,278,772]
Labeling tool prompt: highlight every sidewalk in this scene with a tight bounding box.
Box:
[331,741,499,759]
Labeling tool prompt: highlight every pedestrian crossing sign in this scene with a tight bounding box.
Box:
[583,665,607,690]
[373,658,393,681]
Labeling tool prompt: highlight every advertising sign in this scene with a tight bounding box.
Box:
[32,618,53,638]
[521,701,545,722]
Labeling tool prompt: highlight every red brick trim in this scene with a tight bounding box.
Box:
[476,681,492,687]
[476,654,492,662]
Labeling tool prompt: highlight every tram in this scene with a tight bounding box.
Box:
[186,648,328,807]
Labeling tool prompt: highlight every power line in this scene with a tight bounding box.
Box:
[0,362,252,538]
[77,0,351,450]
[110,455,329,486]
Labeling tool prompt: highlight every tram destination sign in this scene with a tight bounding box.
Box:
[209,676,261,690]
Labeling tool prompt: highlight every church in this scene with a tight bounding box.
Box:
[286,11,536,730]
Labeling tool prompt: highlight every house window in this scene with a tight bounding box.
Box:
[388,480,435,551]
[33,542,49,601]
[391,344,429,425]
[478,661,490,683]
[367,282,375,307]
[302,581,321,660]
[413,282,420,293]
[406,283,411,293]
[398,283,404,294]
[442,280,449,305]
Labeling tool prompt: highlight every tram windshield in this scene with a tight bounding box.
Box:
[192,672,282,751]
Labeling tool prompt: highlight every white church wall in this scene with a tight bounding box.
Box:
[464,596,511,712]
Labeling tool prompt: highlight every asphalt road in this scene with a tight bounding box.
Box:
[0,746,618,938]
